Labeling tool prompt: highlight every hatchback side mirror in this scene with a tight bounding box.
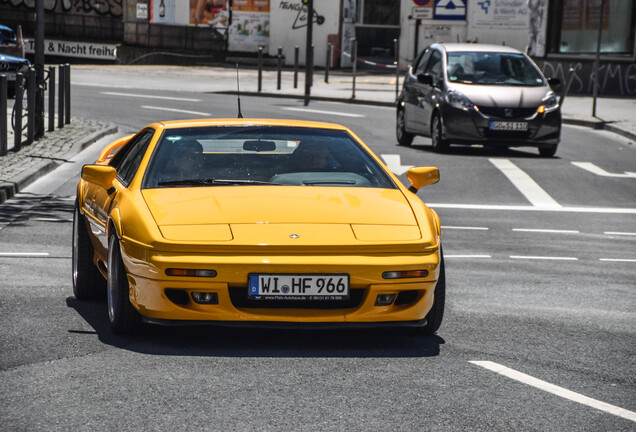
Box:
[416,73,434,85]
[407,166,439,193]
[547,77,562,90]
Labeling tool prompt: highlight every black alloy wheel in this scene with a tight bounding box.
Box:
[107,235,142,334]
[72,202,105,300]
[431,114,449,153]
[396,108,414,146]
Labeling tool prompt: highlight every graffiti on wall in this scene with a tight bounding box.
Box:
[278,1,325,30]
[542,60,636,96]
[0,0,123,16]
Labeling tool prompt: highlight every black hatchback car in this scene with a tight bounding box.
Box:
[397,43,561,157]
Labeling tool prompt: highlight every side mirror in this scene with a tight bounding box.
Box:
[547,77,562,91]
[416,73,434,85]
[82,165,117,193]
[407,166,439,193]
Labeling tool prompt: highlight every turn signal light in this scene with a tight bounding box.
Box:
[538,105,546,114]
[191,292,219,304]
[382,270,428,279]
[375,294,397,306]
[165,268,217,277]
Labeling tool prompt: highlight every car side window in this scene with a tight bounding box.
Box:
[111,130,155,186]
[425,50,443,81]
[414,49,432,75]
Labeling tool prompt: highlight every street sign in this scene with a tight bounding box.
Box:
[434,0,466,20]
[412,6,433,19]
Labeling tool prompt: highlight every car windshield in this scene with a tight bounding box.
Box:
[143,126,396,189]
[446,52,545,86]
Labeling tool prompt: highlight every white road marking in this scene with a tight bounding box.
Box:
[381,154,413,175]
[489,158,561,208]
[470,361,636,423]
[428,203,636,214]
[512,228,580,234]
[510,255,578,261]
[280,107,365,118]
[604,231,636,236]
[141,105,211,116]
[442,226,489,230]
[31,218,73,222]
[600,258,636,263]
[0,252,50,257]
[572,162,636,178]
[445,255,492,258]
[101,91,201,102]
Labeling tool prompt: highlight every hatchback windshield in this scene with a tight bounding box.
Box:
[446,52,545,86]
[143,126,396,189]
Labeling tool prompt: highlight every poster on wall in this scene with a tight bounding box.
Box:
[228,0,270,52]
[190,0,230,29]
[472,0,529,27]
[151,0,176,24]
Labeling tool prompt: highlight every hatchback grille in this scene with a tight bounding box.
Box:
[229,286,365,309]
[478,107,537,119]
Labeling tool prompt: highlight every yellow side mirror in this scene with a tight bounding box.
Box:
[82,165,117,193]
[407,166,439,193]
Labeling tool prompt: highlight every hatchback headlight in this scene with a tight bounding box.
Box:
[446,89,473,111]
[539,91,559,113]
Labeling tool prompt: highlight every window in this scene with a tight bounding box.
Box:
[360,0,400,26]
[111,129,154,186]
[551,0,635,55]
[414,49,432,75]
[425,50,443,81]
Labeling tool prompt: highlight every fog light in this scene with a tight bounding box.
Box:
[382,270,428,279]
[375,294,397,306]
[166,268,217,277]
[191,292,219,304]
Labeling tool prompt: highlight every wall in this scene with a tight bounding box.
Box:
[269,0,340,67]
[541,59,636,97]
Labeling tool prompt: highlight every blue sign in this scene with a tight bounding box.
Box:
[434,0,467,20]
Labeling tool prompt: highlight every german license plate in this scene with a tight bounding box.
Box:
[490,121,528,131]
[248,274,349,300]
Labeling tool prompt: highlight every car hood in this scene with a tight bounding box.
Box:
[141,186,427,245]
[449,83,548,108]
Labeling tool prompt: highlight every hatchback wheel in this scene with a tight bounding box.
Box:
[539,145,558,158]
[431,114,449,153]
[396,108,414,146]
[107,235,141,334]
[72,203,105,300]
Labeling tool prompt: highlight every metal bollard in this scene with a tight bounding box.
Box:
[277,47,282,90]
[257,46,263,93]
[351,38,357,100]
[294,46,299,89]
[310,45,314,88]
[64,63,70,124]
[0,75,6,156]
[394,38,400,101]
[325,43,331,83]
[48,66,55,132]
[14,73,23,151]
[58,64,64,129]
[26,67,35,145]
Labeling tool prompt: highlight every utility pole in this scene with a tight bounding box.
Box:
[304,0,314,106]
[34,0,45,139]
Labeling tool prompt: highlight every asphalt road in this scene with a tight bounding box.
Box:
[0,79,635,431]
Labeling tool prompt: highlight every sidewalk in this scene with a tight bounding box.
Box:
[1,65,634,204]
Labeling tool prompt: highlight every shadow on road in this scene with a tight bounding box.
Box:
[66,297,444,358]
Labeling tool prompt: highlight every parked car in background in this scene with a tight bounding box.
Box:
[397,43,562,157]
[0,24,29,98]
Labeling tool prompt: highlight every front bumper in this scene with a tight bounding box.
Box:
[121,241,441,325]
[441,105,561,148]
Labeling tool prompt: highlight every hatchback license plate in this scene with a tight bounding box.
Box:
[490,121,528,131]
[248,274,349,300]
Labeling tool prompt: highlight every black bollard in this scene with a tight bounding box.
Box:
[64,63,70,124]
[58,64,64,129]
[258,46,263,93]
[294,46,299,89]
[14,73,23,151]
[48,66,55,132]
[0,75,6,156]
[26,67,35,145]
[325,43,332,83]
[277,47,282,90]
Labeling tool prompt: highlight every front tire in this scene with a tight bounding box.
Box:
[431,114,450,153]
[72,203,105,300]
[107,235,141,334]
[539,145,558,158]
[396,108,414,146]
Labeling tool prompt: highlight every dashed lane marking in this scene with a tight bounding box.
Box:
[489,159,561,208]
[512,228,580,234]
[604,231,636,236]
[101,91,201,102]
[141,106,211,116]
[0,252,50,257]
[599,258,636,263]
[441,226,489,230]
[470,361,636,423]
[445,255,492,259]
[510,255,578,261]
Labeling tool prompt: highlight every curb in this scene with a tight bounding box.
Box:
[0,124,118,204]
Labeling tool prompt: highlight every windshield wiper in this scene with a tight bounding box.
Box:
[158,178,281,186]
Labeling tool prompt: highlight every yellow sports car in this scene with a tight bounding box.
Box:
[73,119,445,335]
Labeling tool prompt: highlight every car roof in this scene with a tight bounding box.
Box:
[156,118,350,131]
[434,43,524,54]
